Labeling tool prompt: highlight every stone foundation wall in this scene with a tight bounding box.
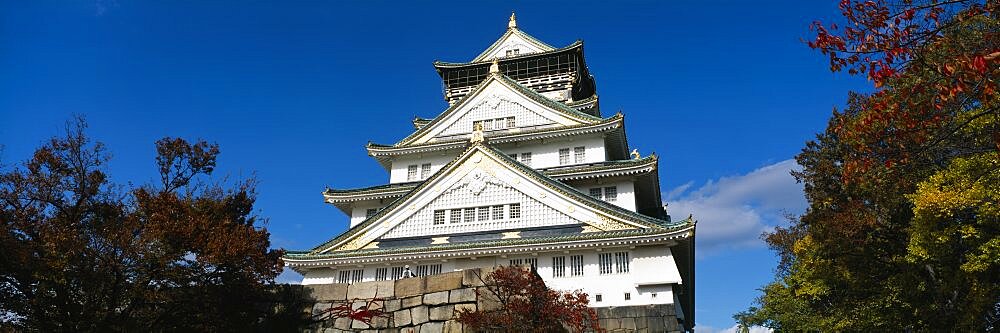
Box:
[298,268,682,333]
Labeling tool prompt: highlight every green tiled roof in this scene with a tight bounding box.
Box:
[435,40,581,68]
[286,225,691,260]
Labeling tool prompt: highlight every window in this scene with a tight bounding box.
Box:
[520,152,532,166]
[506,116,515,128]
[552,256,566,278]
[472,120,482,131]
[651,293,657,299]
[505,49,520,56]
[599,253,613,275]
[615,251,630,273]
[589,188,603,199]
[474,117,514,131]
[509,203,521,219]
[509,258,523,266]
[339,269,363,284]
[559,148,570,165]
[483,119,493,130]
[463,208,475,223]
[604,187,618,202]
[421,163,431,179]
[492,205,504,220]
[509,258,537,267]
[433,210,445,225]
[510,153,517,161]
[477,207,489,221]
[450,209,462,224]
[375,267,388,281]
[416,264,442,276]
[570,255,584,276]
[574,146,586,163]
[525,258,537,268]
[366,208,378,219]
[595,294,603,302]
[407,165,418,181]
[624,292,631,301]
[391,266,404,279]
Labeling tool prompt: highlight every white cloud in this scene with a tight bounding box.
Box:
[697,323,773,333]
[666,159,805,255]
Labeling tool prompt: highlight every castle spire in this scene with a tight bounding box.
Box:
[508,12,517,29]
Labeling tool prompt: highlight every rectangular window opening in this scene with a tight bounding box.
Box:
[407,165,418,181]
[604,187,618,202]
[421,163,432,179]
[433,210,445,225]
[559,148,570,165]
[509,203,521,219]
[553,256,566,278]
[574,146,586,163]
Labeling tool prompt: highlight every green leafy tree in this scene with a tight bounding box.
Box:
[0,118,286,332]
[738,0,1000,331]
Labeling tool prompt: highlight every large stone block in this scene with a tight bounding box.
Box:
[461,268,486,287]
[425,271,463,293]
[312,302,332,316]
[454,303,476,313]
[402,296,423,309]
[420,321,444,333]
[622,318,636,330]
[371,315,390,329]
[423,291,449,306]
[347,280,394,299]
[394,308,412,326]
[395,276,426,297]
[429,304,454,321]
[306,283,349,301]
[475,287,501,311]
[384,299,402,312]
[443,320,463,333]
[351,319,371,330]
[333,316,352,330]
[411,305,430,325]
[449,288,476,303]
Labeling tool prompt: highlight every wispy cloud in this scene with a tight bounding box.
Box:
[667,159,805,255]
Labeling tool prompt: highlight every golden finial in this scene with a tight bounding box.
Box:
[508,12,517,29]
[489,58,500,74]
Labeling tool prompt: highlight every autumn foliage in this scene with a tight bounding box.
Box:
[738,1,1000,331]
[0,118,285,331]
[455,265,602,333]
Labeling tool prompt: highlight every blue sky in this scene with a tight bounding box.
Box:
[1,1,867,331]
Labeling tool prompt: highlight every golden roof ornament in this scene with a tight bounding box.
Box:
[630,149,641,160]
[489,58,500,74]
[508,12,517,29]
[471,121,485,143]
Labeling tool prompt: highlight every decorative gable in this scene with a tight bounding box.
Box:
[402,74,598,145]
[475,31,552,61]
[314,144,657,254]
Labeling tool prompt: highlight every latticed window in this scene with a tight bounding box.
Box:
[477,207,489,221]
[375,267,388,281]
[525,258,537,268]
[509,203,521,219]
[421,163,432,179]
[574,146,586,163]
[509,258,523,266]
[624,292,631,301]
[339,269,362,284]
[391,266,404,279]
[520,152,531,166]
[599,253,613,275]
[506,116,516,128]
[351,269,362,283]
[366,208,378,219]
[492,205,504,220]
[604,187,618,202]
[407,165,418,181]
[595,294,603,302]
[416,264,442,276]
[463,208,475,223]
[450,209,462,224]
[570,255,584,276]
[552,256,566,278]
[433,210,445,225]
[559,148,570,165]
[615,251,630,273]
[589,188,603,199]
[338,270,351,284]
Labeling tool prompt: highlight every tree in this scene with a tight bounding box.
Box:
[0,118,285,332]
[738,1,1000,331]
[455,265,602,333]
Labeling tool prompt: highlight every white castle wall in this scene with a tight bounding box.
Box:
[300,244,681,308]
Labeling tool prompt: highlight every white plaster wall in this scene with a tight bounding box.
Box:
[571,180,636,212]
[298,244,679,307]
[349,201,387,228]
[388,154,456,184]
[387,134,607,183]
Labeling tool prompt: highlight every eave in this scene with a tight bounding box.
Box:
[323,155,658,208]
[284,223,694,267]
[435,40,581,69]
